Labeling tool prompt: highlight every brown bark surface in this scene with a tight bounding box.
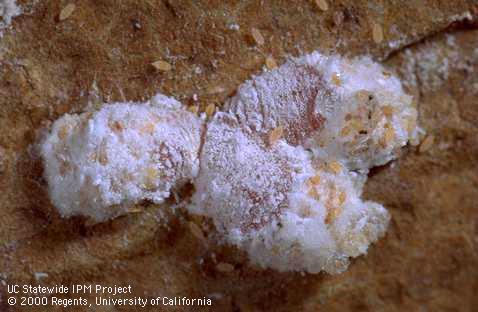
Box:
[0,1,477,311]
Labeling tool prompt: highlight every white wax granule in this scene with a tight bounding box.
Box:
[189,51,418,273]
[0,0,21,27]
[41,94,203,222]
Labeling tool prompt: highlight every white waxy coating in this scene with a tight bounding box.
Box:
[225,59,326,146]
[41,94,203,221]
[189,112,390,274]
[227,52,419,169]
[190,52,417,273]
[41,51,418,274]
[189,112,305,233]
[303,53,419,169]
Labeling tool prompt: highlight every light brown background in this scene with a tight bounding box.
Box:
[0,1,477,311]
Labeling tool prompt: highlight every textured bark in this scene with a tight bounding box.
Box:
[0,1,477,311]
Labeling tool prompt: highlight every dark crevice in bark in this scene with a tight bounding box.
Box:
[383,13,478,61]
